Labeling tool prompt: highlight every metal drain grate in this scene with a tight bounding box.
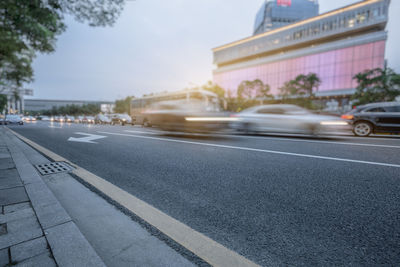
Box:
[35,162,74,175]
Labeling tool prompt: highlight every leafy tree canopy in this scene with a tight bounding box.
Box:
[0,0,125,92]
[237,79,272,99]
[352,67,400,105]
[114,96,133,114]
[27,103,101,116]
[201,81,226,99]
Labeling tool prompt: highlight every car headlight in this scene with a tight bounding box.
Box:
[320,121,348,126]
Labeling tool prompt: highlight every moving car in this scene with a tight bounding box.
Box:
[341,102,400,137]
[54,116,64,122]
[143,99,234,133]
[64,115,75,123]
[23,116,36,122]
[5,115,24,125]
[110,114,132,126]
[74,116,84,123]
[82,116,95,124]
[232,104,349,135]
[94,114,111,124]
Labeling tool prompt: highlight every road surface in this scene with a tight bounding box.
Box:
[8,121,400,266]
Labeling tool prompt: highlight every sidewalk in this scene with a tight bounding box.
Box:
[0,127,197,267]
[0,127,106,266]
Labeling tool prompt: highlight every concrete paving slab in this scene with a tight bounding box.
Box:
[0,248,9,266]
[0,176,23,190]
[32,202,71,230]
[0,158,15,170]
[4,202,31,214]
[10,236,48,263]
[0,187,28,206]
[24,182,71,230]
[12,160,41,186]
[0,213,43,250]
[0,168,19,179]
[0,153,11,160]
[0,207,35,224]
[14,252,56,267]
[45,222,106,267]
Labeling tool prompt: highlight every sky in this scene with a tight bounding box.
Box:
[28,0,400,101]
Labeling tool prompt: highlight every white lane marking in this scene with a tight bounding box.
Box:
[8,128,261,267]
[48,125,63,129]
[123,129,400,149]
[98,131,400,168]
[219,134,400,149]
[68,132,107,144]
[124,130,158,135]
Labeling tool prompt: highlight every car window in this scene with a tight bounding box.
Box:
[384,106,400,112]
[364,107,386,112]
[257,108,284,114]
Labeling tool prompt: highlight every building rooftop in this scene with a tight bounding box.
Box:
[213,0,389,66]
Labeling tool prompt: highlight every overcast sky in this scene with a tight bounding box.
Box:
[28,0,400,101]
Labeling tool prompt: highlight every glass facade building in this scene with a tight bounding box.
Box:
[213,0,390,109]
[254,0,319,35]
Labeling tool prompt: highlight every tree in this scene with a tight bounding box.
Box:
[114,96,133,114]
[0,0,126,93]
[279,80,298,100]
[237,79,271,99]
[278,73,321,109]
[0,94,8,114]
[294,73,321,99]
[352,67,400,105]
[201,81,225,99]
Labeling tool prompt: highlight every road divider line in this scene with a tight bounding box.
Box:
[124,130,158,135]
[222,134,400,149]
[7,128,260,267]
[98,131,400,168]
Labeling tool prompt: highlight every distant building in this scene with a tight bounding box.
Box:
[2,88,33,114]
[254,0,319,35]
[213,0,390,111]
[24,99,114,112]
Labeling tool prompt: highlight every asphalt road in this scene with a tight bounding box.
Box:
[8,121,400,266]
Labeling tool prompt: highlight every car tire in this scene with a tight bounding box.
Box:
[353,121,373,137]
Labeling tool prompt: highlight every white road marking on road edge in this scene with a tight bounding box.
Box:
[125,129,400,149]
[7,128,260,267]
[98,131,400,168]
[124,130,158,135]
[219,134,400,149]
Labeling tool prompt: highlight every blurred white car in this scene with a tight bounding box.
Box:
[232,104,350,135]
[64,115,75,123]
[6,115,24,125]
[23,116,36,122]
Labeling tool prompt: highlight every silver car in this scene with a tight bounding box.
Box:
[233,104,350,135]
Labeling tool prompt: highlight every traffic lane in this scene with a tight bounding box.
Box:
[25,120,400,149]
[99,131,400,166]
[14,122,400,166]
[9,124,400,265]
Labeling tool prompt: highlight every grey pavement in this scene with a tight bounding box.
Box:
[0,127,104,267]
[8,121,400,266]
[0,126,197,267]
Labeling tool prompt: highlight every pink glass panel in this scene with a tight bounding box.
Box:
[214,40,386,96]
